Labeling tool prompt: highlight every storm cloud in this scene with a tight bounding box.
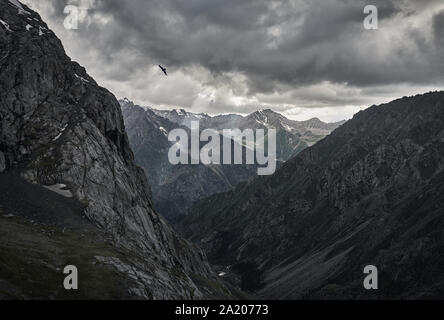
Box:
[22,0,444,121]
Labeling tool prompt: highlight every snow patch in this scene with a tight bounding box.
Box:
[281,123,293,132]
[159,126,168,136]
[0,19,12,32]
[255,118,269,128]
[176,109,185,116]
[38,26,48,36]
[75,73,90,83]
[194,113,208,119]
[52,123,68,141]
[43,184,73,198]
[25,24,32,31]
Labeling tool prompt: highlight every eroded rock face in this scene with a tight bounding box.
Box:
[0,0,230,299]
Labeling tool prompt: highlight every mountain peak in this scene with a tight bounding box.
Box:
[252,108,279,116]
[172,108,187,115]
[261,108,278,114]
[0,0,233,299]
[118,97,135,107]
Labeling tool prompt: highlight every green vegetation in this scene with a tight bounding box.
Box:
[0,215,136,299]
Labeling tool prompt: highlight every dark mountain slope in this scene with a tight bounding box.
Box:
[120,101,178,192]
[180,91,444,298]
[120,100,258,223]
[121,100,343,223]
[0,0,235,299]
[0,173,142,299]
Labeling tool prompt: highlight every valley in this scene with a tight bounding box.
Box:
[121,99,343,223]
[179,92,444,299]
[1,0,444,302]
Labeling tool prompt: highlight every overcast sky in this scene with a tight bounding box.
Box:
[22,0,444,122]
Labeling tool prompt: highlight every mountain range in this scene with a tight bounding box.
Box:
[120,99,344,222]
[2,0,444,301]
[179,91,444,298]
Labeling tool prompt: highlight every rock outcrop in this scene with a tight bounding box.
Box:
[0,0,235,299]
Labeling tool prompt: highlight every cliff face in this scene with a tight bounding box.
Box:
[0,0,233,299]
[180,92,444,298]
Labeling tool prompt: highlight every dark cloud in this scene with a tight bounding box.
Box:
[433,10,444,49]
[21,0,444,121]
[77,0,443,86]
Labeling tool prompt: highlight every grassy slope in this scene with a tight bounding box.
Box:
[0,214,138,299]
[0,173,142,299]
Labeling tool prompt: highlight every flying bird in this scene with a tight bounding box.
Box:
[158,65,167,76]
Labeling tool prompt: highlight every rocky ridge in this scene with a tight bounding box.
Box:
[0,0,235,299]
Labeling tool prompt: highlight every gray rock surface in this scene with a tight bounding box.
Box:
[0,0,235,299]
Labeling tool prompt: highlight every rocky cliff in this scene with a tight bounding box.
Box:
[120,99,259,223]
[0,0,236,299]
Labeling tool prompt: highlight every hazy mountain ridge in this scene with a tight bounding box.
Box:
[120,99,343,222]
[150,105,345,149]
[179,91,444,298]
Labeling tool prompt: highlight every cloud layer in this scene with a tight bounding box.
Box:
[22,0,444,121]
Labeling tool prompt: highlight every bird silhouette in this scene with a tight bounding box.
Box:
[158,65,167,76]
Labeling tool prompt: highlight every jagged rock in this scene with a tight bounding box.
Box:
[0,0,235,299]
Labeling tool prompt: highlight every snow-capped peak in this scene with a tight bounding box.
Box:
[174,108,186,116]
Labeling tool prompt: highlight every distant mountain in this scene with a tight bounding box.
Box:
[120,99,258,223]
[0,0,236,299]
[179,91,444,299]
[120,100,179,191]
[239,109,345,160]
[152,106,344,160]
[120,100,343,223]
[152,107,212,128]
